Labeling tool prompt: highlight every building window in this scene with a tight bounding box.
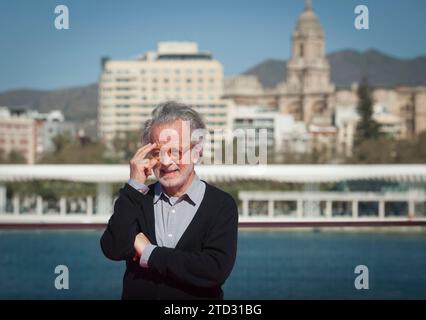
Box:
[300,44,304,57]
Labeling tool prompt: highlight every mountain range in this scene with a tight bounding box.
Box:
[244,49,426,89]
[0,84,98,122]
[1,49,426,122]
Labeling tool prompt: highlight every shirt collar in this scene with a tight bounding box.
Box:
[154,173,202,206]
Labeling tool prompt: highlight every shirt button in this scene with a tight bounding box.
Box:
[168,233,173,237]
[171,209,175,213]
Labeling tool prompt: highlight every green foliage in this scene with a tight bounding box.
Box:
[350,131,426,164]
[38,133,111,164]
[214,180,336,205]
[214,180,295,205]
[355,78,381,146]
[111,131,141,163]
[0,150,26,164]
[7,180,97,198]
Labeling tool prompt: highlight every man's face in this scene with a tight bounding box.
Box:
[150,119,196,189]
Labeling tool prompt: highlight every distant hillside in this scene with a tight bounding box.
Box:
[0,84,98,122]
[1,49,426,122]
[244,49,426,89]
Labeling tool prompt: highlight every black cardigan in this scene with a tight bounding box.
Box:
[100,181,239,300]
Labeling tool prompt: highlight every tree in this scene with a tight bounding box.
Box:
[350,137,397,164]
[111,131,141,162]
[38,133,109,164]
[52,134,72,153]
[354,78,381,147]
[0,150,26,164]
[349,131,426,164]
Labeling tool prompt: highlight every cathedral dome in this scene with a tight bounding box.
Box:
[293,0,324,38]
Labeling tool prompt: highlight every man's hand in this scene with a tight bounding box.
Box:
[133,232,151,262]
[129,143,159,184]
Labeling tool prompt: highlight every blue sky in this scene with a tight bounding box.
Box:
[0,0,425,92]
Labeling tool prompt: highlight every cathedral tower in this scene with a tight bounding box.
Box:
[279,0,335,125]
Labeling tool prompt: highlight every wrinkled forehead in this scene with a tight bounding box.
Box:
[150,120,192,146]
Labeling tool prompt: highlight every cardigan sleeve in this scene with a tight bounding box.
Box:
[100,184,144,261]
[147,194,239,288]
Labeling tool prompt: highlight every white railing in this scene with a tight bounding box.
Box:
[238,190,426,222]
[0,164,425,225]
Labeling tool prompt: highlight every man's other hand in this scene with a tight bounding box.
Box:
[133,232,151,261]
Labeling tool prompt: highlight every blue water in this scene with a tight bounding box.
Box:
[0,230,425,299]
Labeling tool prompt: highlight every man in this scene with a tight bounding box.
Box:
[100,101,239,300]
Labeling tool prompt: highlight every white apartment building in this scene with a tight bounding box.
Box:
[232,106,282,151]
[98,42,232,151]
[231,106,311,157]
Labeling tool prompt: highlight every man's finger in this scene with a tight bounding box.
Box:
[132,143,157,161]
[137,142,156,154]
[139,155,159,170]
[135,143,158,160]
[149,157,159,168]
[130,145,151,161]
[136,158,151,167]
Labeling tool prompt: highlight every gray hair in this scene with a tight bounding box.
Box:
[142,101,206,144]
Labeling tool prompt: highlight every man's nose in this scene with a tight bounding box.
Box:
[160,152,175,166]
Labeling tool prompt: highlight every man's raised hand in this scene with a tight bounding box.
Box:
[129,143,158,184]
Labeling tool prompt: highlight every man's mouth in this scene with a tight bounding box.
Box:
[160,168,180,176]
